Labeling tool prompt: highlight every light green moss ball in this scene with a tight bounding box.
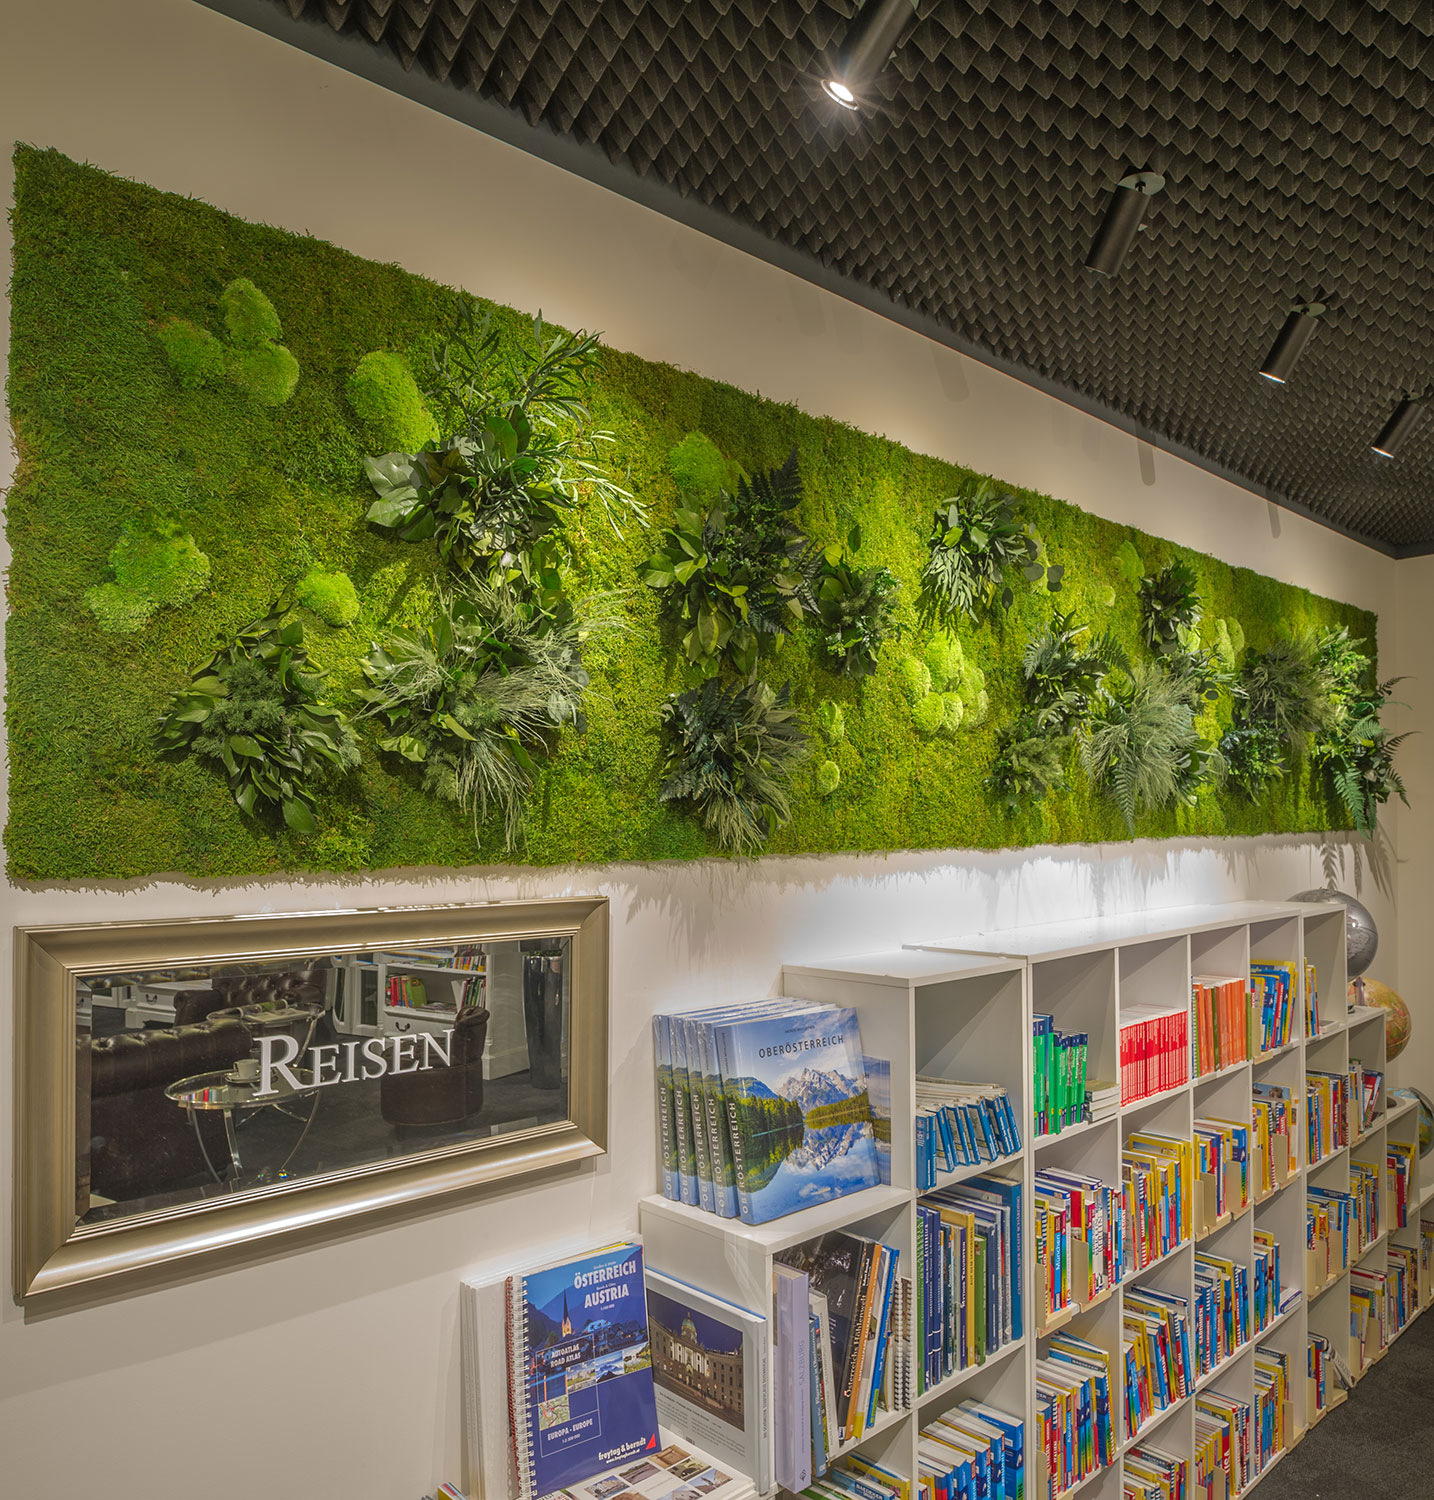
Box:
[913,692,946,734]
[347,351,437,453]
[816,700,845,744]
[1115,539,1144,584]
[897,654,932,705]
[668,432,730,500]
[83,581,152,633]
[1228,617,1246,656]
[157,317,224,389]
[959,660,986,702]
[219,277,282,347]
[924,629,965,688]
[227,341,300,406]
[111,516,210,609]
[297,568,360,627]
[815,759,841,796]
[966,688,991,727]
[942,692,965,732]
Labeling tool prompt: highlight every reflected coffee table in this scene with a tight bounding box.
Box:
[165,1067,322,1186]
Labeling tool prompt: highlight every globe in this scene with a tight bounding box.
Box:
[1392,1089,1434,1157]
[1291,887,1378,978]
[1348,976,1411,1059]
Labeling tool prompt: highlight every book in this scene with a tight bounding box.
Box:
[644,1269,770,1496]
[653,1016,680,1202]
[914,1077,1021,1187]
[1118,1003,1189,1103]
[1032,1016,1088,1138]
[773,1263,812,1493]
[866,1056,893,1185]
[548,1433,754,1500]
[713,1006,879,1225]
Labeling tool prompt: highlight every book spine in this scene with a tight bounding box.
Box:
[714,1026,755,1224]
[671,1017,699,1206]
[683,1017,716,1214]
[653,1015,679,1201]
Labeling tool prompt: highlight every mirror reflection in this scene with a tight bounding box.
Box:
[75,938,571,1224]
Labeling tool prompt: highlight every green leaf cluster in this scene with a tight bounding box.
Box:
[1313,628,1409,835]
[657,677,809,854]
[347,350,438,453]
[987,714,1069,812]
[1022,609,1123,733]
[921,478,1063,621]
[813,525,902,679]
[1138,560,1201,652]
[155,606,358,833]
[83,514,211,634]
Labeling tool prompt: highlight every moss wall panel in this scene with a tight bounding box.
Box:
[4,148,1372,881]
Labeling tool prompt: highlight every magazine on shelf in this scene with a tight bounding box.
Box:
[547,1432,754,1500]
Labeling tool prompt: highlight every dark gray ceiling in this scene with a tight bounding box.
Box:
[217,1,1434,555]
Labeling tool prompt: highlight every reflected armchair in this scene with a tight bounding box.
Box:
[380,1005,489,1128]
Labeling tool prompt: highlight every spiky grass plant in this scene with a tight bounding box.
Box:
[1237,629,1335,747]
[1022,610,1124,733]
[657,676,809,853]
[359,579,611,848]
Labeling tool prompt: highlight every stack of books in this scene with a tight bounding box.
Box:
[1307,1332,1346,1418]
[1123,1444,1187,1500]
[1122,1288,1192,1440]
[798,1453,909,1500]
[1304,960,1320,1035]
[653,1001,882,1225]
[1251,1083,1297,1195]
[1193,1253,1250,1376]
[1123,1132,1193,1271]
[1252,1347,1290,1475]
[1351,1061,1384,1135]
[776,1230,912,1480]
[1033,1169,1125,1321]
[1032,1016,1087,1138]
[1249,960,1297,1054]
[1194,1422,1225,1499]
[914,1077,1021,1188]
[1118,1004,1190,1104]
[1350,1161,1381,1253]
[1349,1271,1384,1370]
[1252,1229,1282,1333]
[1389,1140,1416,1227]
[1190,973,1249,1076]
[1307,1188,1355,1286]
[1036,1347,1111,1496]
[1084,1081,1119,1126]
[915,1177,1022,1389]
[1387,1245,1418,1334]
[915,1404,1024,1500]
[1195,1391,1252,1496]
[1305,1069,1351,1164]
[1193,1116,1251,1230]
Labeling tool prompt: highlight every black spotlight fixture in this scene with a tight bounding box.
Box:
[821,0,920,110]
[1258,302,1326,385]
[1084,171,1165,276]
[1371,394,1427,458]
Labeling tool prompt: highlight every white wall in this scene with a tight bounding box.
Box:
[0,1,1417,1495]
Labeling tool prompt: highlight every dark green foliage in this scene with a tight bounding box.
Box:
[347,350,437,452]
[359,580,607,848]
[296,568,360,627]
[1314,629,1409,835]
[641,448,812,677]
[1139,560,1201,652]
[219,277,282,347]
[658,677,809,853]
[156,607,358,833]
[1082,662,1218,831]
[1237,629,1334,748]
[921,478,1059,620]
[362,300,640,580]
[156,317,223,389]
[987,713,1069,813]
[83,514,211,633]
[1219,722,1287,801]
[813,527,901,679]
[1022,609,1123,733]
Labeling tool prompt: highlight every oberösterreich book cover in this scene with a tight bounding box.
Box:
[714,1006,879,1225]
[513,1242,661,1497]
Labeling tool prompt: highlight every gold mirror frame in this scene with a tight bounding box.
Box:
[15,897,609,1302]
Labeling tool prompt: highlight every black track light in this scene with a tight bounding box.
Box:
[821,0,920,110]
[1258,303,1326,385]
[1372,395,1427,458]
[1085,171,1165,276]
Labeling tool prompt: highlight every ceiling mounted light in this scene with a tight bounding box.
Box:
[1371,394,1427,458]
[1084,171,1165,276]
[821,0,920,110]
[1258,302,1326,385]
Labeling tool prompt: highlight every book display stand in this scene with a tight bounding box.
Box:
[640,898,1429,1500]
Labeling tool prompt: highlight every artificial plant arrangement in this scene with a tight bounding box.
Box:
[921,477,1063,621]
[1218,627,1330,801]
[1138,559,1201,654]
[358,580,610,849]
[156,605,359,833]
[657,676,809,854]
[1313,628,1408,835]
[811,524,901,679]
[361,300,642,591]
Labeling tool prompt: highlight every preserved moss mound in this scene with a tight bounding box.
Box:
[4,146,1373,882]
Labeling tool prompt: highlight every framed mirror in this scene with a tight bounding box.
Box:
[15,897,608,1300]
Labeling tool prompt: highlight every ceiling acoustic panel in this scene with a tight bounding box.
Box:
[224,1,1434,553]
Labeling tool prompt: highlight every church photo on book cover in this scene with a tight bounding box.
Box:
[647,1286,746,1431]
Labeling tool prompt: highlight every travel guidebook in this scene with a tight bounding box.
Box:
[509,1243,662,1499]
[713,1006,880,1225]
[549,1433,754,1500]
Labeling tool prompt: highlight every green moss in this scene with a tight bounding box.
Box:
[156,316,223,389]
[82,515,211,633]
[814,759,841,796]
[219,276,282,347]
[82,580,153,632]
[1116,539,1144,584]
[226,341,299,406]
[347,350,437,452]
[815,700,845,744]
[668,431,730,500]
[2,147,1381,881]
[942,692,966,732]
[913,693,946,734]
[1229,617,1247,657]
[897,655,932,704]
[297,568,360,627]
[924,629,965,688]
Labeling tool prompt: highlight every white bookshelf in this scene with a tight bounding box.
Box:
[639,899,1425,1500]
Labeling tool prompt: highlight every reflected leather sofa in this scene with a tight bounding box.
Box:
[81,1017,253,1206]
[380,1005,489,1127]
[172,965,327,1028]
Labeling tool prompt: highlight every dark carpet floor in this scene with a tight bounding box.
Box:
[1252,1308,1434,1499]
